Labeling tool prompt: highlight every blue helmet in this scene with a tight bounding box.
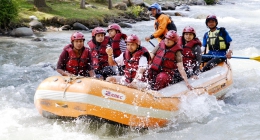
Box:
[148,3,161,13]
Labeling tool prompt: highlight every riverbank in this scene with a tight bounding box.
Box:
[7,0,153,33]
[2,0,222,36]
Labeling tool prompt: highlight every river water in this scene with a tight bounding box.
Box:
[1,0,260,139]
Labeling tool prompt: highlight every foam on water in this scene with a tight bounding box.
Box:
[1,0,260,139]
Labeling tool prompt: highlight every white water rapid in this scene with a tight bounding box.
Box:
[0,0,260,139]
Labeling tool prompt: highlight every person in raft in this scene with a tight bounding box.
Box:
[145,3,177,43]
[178,26,202,80]
[201,15,233,72]
[87,27,116,80]
[107,23,127,75]
[105,34,151,88]
[57,32,95,77]
[148,30,192,90]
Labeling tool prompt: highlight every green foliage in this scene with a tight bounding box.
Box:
[204,0,216,5]
[88,0,107,3]
[0,0,18,28]
[126,6,144,18]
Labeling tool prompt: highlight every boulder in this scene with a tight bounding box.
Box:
[10,27,33,37]
[178,4,190,11]
[31,37,47,42]
[60,25,71,30]
[159,2,176,10]
[29,15,46,31]
[143,2,150,8]
[166,2,176,10]
[114,2,127,10]
[29,19,45,31]
[72,22,89,31]
[132,0,144,6]
[122,0,144,7]
[118,22,132,28]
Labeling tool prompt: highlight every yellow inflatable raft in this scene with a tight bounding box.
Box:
[34,61,233,128]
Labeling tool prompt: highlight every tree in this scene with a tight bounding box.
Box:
[80,0,86,9]
[34,0,48,8]
[0,0,18,29]
[108,0,112,9]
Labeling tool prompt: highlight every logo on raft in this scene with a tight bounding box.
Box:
[102,89,126,101]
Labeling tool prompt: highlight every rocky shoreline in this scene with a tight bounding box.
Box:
[1,0,226,37]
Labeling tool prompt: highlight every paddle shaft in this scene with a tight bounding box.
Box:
[202,55,249,59]
[149,41,156,47]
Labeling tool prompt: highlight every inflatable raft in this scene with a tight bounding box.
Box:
[34,61,233,128]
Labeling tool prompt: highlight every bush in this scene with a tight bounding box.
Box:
[0,0,18,29]
[89,0,106,3]
[204,0,216,5]
[126,6,144,18]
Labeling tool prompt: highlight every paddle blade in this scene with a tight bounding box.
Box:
[250,56,260,62]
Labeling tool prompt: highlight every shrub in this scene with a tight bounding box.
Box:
[0,0,18,29]
[126,6,144,18]
[89,0,106,3]
[204,0,216,5]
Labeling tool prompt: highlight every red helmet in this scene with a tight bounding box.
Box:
[107,23,122,33]
[165,30,179,42]
[205,15,218,26]
[125,34,140,45]
[71,32,85,42]
[92,27,106,37]
[182,26,196,37]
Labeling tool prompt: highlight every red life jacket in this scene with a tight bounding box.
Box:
[88,36,110,70]
[123,46,150,83]
[111,33,127,58]
[150,40,183,74]
[64,44,91,77]
[179,37,202,70]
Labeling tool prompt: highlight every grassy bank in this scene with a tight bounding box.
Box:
[16,0,155,25]
[17,0,122,21]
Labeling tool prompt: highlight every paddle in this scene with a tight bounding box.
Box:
[149,41,156,47]
[202,55,260,62]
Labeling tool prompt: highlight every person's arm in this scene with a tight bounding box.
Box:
[119,38,127,53]
[106,47,117,66]
[133,56,148,81]
[88,70,96,77]
[145,15,169,41]
[150,45,160,60]
[226,42,233,59]
[201,32,208,54]
[152,16,169,39]
[176,51,192,90]
[86,50,96,77]
[56,50,74,76]
[224,30,233,59]
[192,45,202,76]
[128,56,148,88]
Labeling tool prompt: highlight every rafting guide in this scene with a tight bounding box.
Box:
[145,3,177,43]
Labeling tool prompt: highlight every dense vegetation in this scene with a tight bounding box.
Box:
[204,0,216,5]
[0,0,18,29]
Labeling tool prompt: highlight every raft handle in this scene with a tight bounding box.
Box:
[55,103,68,108]
[53,78,58,82]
